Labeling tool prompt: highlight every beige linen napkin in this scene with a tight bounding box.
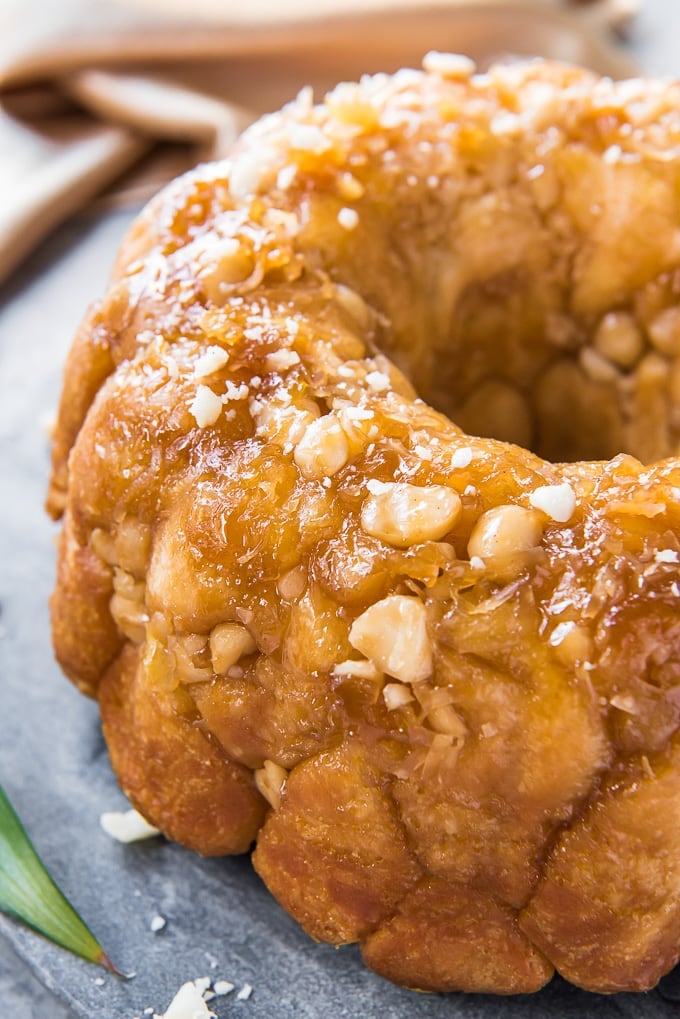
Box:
[0,0,638,283]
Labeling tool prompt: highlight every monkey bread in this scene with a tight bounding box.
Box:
[47,55,680,994]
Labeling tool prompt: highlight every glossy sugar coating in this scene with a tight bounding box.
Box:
[48,58,680,994]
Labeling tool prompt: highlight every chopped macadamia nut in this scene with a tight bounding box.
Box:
[189,385,223,428]
[365,370,390,392]
[383,682,415,710]
[333,658,382,681]
[468,504,544,561]
[648,306,680,357]
[213,981,235,996]
[338,207,360,230]
[594,311,644,368]
[150,914,166,932]
[100,808,160,843]
[334,284,372,329]
[161,981,215,1019]
[236,984,253,1001]
[610,693,638,714]
[114,517,151,575]
[655,548,679,563]
[221,380,249,402]
[228,140,282,198]
[423,51,476,79]
[198,237,256,299]
[549,620,593,666]
[290,123,330,153]
[428,703,467,738]
[110,570,148,644]
[171,633,211,684]
[254,760,288,809]
[250,395,319,448]
[194,346,229,378]
[90,528,117,565]
[337,172,364,200]
[276,164,297,190]
[349,595,432,683]
[529,483,577,523]
[451,447,473,468]
[265,348,301,372]
[580,347,620,384]
[210,623,257,674]
[277,566,307,601]
[361,481,461,547]
[294,414,349,480]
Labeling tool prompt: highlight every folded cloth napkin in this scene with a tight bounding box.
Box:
[0,0,638,284]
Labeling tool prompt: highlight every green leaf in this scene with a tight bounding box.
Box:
[0,783,120,974]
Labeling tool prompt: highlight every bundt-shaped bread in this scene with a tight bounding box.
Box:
[48,57,680,994]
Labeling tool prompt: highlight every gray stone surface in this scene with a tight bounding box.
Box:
[2,3,680,1016]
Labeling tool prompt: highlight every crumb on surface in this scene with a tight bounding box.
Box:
[100,807,160,843]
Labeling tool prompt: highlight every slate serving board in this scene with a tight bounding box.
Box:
[3,50,680,1009]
